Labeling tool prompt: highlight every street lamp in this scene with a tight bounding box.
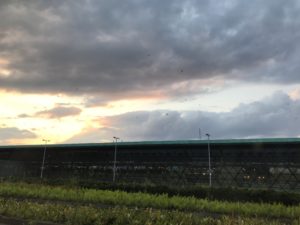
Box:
[40,139,50,179]
[206,133,212,187]
[113,136,120,182]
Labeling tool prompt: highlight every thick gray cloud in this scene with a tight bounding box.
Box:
[35,106,82,118]
[0,0,299,99]
[66,92,300,142]
[0,127,37,142]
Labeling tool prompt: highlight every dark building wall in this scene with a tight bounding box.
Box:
[0,139,299,191]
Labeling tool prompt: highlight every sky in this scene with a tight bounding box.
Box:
[1,0,300,145]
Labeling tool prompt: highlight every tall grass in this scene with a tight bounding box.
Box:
[0,182,299,219]
[0,198,298,225]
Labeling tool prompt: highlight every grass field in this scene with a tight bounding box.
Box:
[0,182,299,225]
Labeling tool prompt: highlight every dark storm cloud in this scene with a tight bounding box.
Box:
[67,92,300,142]
[35,106,82,119]
[0,127,36,142]
[0,0,300,98]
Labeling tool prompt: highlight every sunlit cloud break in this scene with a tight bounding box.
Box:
[0,0,300,144]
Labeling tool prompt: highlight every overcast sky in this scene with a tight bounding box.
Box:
[1,0,300,144]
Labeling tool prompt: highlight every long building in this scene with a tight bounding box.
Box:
[0,138,299,191]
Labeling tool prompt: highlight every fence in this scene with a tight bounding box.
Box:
[0,139,299,191]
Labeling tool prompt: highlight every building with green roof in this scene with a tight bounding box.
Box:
[0,137,299,191]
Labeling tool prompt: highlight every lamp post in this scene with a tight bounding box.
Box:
[206,133,212,187]
[40,139,50,179]
[113,136,120,182]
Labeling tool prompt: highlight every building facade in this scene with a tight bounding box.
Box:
[0,138,299,191]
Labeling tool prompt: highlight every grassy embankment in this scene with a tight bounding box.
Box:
[0,182,299,224]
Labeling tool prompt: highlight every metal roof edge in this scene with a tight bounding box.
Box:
[1,137,300,149]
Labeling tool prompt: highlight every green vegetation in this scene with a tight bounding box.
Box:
[0,198,298,225]
[75,179,300,206]
[0,182,299,220]
[6,177,300,206]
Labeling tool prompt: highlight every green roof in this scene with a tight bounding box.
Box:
[1,137,300,149]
